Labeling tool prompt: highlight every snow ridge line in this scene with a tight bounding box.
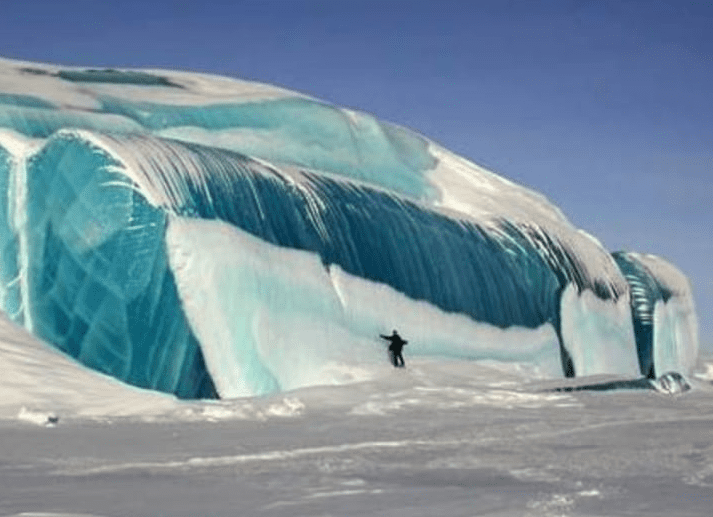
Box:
[55,412,713,477]
[58,439,463,476]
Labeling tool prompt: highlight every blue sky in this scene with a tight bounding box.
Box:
[2,0,712,349]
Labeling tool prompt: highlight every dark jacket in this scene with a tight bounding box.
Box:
[380,332,407,352]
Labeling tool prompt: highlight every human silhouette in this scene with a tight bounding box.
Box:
[380,330,408,367]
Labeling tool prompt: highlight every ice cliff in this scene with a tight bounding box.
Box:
[0,58,699,398]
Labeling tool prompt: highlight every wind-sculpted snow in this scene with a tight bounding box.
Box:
[0,58,699,398]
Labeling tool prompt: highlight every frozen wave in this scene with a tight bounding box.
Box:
[0,57,699,398]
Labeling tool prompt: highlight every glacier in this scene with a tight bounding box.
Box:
[0,57,699,399]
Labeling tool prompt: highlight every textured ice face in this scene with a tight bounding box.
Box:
[21,132,216,398]
[0,57,699,398]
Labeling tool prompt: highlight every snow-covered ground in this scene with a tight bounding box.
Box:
[1,314,712,516]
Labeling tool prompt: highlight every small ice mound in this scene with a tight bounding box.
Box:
[173,402,261,422]
[650,371,691,395]
[264,397,306,417]
[17,407,59,427]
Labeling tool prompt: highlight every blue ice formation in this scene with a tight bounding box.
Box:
[0,58,699,398]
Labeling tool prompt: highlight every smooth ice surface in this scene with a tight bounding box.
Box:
[109,97,438,198]
[559,284,639,377]
[0,57,700,398]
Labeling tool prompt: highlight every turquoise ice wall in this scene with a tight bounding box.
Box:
[20,133,216,398]
[0,145,21,322]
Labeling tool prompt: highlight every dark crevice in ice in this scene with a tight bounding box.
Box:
[550,372,690,394]
[57,69,183,88]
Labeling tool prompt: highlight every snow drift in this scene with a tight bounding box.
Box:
[0,58,699,398]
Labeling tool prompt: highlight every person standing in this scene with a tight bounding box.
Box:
[380,330,408,367]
